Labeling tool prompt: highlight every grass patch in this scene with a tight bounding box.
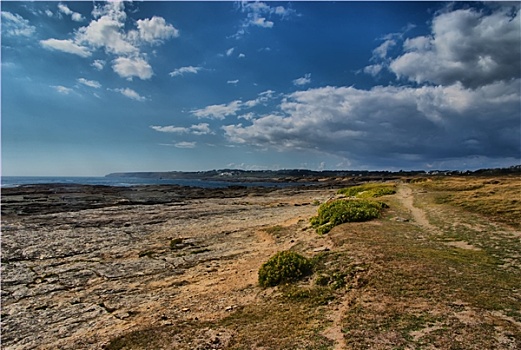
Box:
[258,250,313,287]
[220,301,334,349]
[338,182,396,198]
[310,199,387,234]
[103,322,205,350]
[281,284,335,306]
[278,251,368,306]
[418,176,521,229]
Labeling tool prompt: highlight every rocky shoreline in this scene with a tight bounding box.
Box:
[1,183,341,349]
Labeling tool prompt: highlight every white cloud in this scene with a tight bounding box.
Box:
[115,88,146,101]
[91,1,127,23]
[259,90,276,98]
[51,85,73,94]
[174,141,196,149]
[76,15,137,55]
[1,62,16,69]
[224,80,520,168]
[40,39,91,57]
[238,112,255,121]
[192,90,277,121]
[169,66,202,77]
[192,100,243,120]
[43,2,137,57]
[293,73,311,86]
[71,12,84,22]
[40,1,178,82]
[238,53,246,58]
[58,3,85,22]
[227,79,239,85]
[363,64,383,77]
[150,125,188,133]
[45,9,54,17]
[235,1,297,36]
[1,11,36,37]
[372,39,396,59]
[77,78,101,88]
[226,47,235,56]
[252,17,274,28]
[132,16,179,44]
[383,4,520,88]
[112,56,153,80]
[151,123,212,135]
[92,59,106,70]
[190,123,212,135]
[274,6,296,18]
[58,3,72,15]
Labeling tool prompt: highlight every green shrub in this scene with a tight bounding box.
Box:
[338,183,396,198]
[258,251,313,288]
[310,199,386,234]
[281,285,335,305]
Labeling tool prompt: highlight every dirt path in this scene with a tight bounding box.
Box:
[322,286,360,350]
[396,184,439,233]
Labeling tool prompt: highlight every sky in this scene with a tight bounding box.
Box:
[1,1,520,176]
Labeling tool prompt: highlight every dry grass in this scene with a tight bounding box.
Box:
[419,176,521,229]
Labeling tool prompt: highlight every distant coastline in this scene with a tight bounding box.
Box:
[106,165,521,182]
[2,165,519,189]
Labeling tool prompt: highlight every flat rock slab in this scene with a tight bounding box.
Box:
[1,184,334,349]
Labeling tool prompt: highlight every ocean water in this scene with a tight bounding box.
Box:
[0,176,304,189]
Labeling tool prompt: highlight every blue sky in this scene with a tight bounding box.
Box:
[2,1,520,176]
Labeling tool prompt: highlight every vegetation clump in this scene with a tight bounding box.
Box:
[258,251,313,288]
[338,182,396,198]
[310,199,386,234]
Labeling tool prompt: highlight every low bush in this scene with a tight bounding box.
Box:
[338,183,396,198]
[258,251,314,288]
[310,199,386,234]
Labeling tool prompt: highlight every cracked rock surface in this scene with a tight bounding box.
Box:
[1,184,335,349]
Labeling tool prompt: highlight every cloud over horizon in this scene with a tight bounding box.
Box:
[224,80,520,167]
[222,3,520,169]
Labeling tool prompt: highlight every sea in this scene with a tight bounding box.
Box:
[1,176,306,189]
